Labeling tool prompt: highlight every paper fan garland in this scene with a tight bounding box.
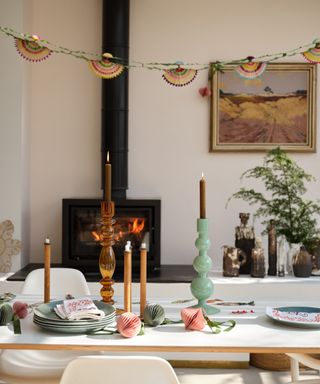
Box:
[302,46,320,63]
[162,64,198,87]
[89,53,125,79]
[235,59,267,79]
[15,37,52,62]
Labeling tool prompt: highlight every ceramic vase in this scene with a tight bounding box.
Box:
[292,246,313,278]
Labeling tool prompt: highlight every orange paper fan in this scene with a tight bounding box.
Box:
[89,54,124,79]
[15,38,52,62]
[236,61,267,79]
[162,67,197,87]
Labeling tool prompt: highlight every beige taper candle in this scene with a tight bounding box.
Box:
[124,245,132,312]
[140,243,147,318]
[44,237,51,303]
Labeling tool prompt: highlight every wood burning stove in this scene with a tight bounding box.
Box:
[62,198,160,276]
[62,1,161,278]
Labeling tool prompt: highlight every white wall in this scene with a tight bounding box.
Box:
[128,0,320,268]
[0,0,29,270]
[1,0,320,271]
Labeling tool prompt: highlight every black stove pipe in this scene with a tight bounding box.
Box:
[101,0,129,200]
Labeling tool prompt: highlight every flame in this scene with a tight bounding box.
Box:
[92,231,101,241]
[130,218,145,234]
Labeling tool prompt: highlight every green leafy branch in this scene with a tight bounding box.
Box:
[227,147,320,245]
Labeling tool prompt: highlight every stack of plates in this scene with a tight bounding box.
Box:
[33,300,116,334]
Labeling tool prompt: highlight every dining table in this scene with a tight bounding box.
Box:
[0,295,319,355]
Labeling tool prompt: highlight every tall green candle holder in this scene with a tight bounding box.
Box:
[190,218,219,315]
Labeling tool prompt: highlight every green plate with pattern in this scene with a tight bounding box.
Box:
[33,300,116,333]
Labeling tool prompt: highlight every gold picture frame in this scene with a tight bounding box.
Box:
[210,63,316,152]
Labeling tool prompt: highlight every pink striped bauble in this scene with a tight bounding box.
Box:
[181,308,206,331]
[117,312,141,338]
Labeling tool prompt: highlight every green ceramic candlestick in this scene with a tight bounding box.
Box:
[190,218,219,315]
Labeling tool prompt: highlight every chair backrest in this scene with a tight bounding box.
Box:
[59,356,180,384]
[22,268,91,296]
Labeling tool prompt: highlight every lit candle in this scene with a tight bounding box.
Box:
[44,237,51,303]
[105,151,112,202]
[124,244,132,312]
[140,243,147,318]
[200,173,206,219]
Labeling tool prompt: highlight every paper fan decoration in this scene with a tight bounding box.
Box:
[15,37,52,62]
[235,58,267,79]
[89,53,124,79]
[162,64,198,87]
[302,46,320,63]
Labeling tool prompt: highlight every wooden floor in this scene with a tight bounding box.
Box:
[1,367,320,384]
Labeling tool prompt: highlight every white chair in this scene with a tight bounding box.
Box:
[60,356,181,384]
[0,268,93,379]
[21,267,90,296]
[287,353,320,383]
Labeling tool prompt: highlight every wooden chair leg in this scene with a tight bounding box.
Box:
[290,356,300,383]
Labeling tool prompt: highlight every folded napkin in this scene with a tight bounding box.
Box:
[54,298,105,321]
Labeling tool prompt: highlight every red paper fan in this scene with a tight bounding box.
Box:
[15,38,52,62]
[302,46,320,63]
[89,53,124,79]
[236,60,267,79]
[162,66,198,87]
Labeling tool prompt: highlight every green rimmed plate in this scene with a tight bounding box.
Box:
[34,300,115,323]
[266,306,320,328]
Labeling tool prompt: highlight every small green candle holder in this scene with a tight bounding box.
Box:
[190,218,219,315]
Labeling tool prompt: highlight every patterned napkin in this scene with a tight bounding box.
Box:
[54,298,105,320]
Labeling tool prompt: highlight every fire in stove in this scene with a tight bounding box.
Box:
[91,217,147,250]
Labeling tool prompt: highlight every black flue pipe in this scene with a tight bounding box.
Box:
[101,0,129,199]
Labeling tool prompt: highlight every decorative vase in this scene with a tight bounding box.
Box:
[277,235,289,276]
[311,240,320,276]
[251,237,265,278]
[287,243,302,275]
[267,220,277,276]
[292,246,313,278]
[235,213,255,274]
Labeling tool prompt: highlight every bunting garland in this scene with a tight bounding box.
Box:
[302,46,320,64]
[235,58,267,79]
[89,53,125,79]
[162,65,198,87]
[0,26,319,87]
[15,37,52,62]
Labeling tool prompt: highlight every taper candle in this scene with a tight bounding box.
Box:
[200,173,206,219]
[105,151,112,202]
[44,237,51,303]
[140,243,147,318]
[124,244,132,312]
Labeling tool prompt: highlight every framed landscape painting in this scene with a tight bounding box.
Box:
[210,63,316,152]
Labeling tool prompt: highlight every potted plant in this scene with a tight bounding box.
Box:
[228,147,320,274]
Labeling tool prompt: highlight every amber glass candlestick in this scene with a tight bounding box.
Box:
[99,200,116,304]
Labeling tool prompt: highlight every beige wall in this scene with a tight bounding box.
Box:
[1,0,320,270]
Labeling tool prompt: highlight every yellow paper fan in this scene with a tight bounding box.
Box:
[236,61,267,79]
[302,46,320,63]
[89,53,124,79]
[15,38,52,62]
[162,67,197,87]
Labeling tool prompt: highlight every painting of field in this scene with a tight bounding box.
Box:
[219,92,307,143]
[214,66,313,148]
